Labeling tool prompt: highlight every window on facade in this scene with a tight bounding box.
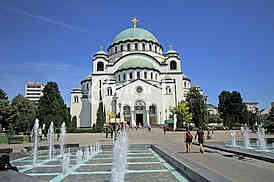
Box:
[151,72,153,80]
[155,74,158,80]
[115,46,117,53]
[149,44,152,51]
[107,87,112,96]
[123,73,126,80]
[184,82,186,88]
[166,86,171,94]
[123,105,130,115]
[135,43,138,51]
[142,43,145,51]
[97,62,104,71]
[118,75,120,82]
[149,105,156,115]
[86,83,89,90]
[137,72,140,79]
[154,45,157,52]
[144,72,147,79]
[170,61,177,70]
[74,96,79,103]
[121,45,123,51]
[129,72,133,79]
[127,44,130,51]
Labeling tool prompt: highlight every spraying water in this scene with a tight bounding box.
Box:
[111,130,128,182]
[33,119,39,165]
[62,153,70,174]
[47,122,54,160]
[231,130,237,147]
[242,126,249,149]
[60,122,66,157]
[257,125,266,151]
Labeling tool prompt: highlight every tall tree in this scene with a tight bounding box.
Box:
[218,90,247,128]
[186,87,208,128]
[96,87,105,131]
[0,99,15,129]
[38,82,70,130]
[11,94,36,132]
[170,101,192,128]
[0,88,8,100]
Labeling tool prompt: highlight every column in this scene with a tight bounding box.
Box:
[146,106,150,127]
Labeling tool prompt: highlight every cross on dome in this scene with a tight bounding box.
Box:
[131,17,139,28]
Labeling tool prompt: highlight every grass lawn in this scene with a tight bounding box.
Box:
[0,134,8,144]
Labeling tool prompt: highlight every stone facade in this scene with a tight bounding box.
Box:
[70,25,192,128]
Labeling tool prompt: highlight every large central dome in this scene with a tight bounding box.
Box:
[112,28,158,44]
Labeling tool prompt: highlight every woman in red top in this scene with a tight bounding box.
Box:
[185,127,193,153]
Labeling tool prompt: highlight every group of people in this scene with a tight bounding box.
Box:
[185,127,206,153]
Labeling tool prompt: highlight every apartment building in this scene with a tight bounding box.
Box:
[25,82,45,102]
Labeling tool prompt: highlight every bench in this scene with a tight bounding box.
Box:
[8,136,24,144]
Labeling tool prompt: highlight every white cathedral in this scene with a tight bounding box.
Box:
[70,19,192,128]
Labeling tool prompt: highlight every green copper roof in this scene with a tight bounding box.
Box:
[72,86,82,91]
[95,50,107,55]
[86,73,92,80]
[166,49,177,54]
[113,28,158,44]
[118,58,155,71]
[182,74,190,80]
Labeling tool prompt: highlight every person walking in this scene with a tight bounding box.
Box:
[195,127,205,153]
[185,127,193,153]
[163,125,166,135]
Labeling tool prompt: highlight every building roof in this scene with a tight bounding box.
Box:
[72,86,82,91]
[165,49,178,54]
[94,50,107,55]
[118,57,155,71]
[112,27,158,44]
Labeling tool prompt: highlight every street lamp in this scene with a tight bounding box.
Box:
[113,93,118,140]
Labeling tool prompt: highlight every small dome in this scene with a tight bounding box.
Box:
[118,58,155,71]
[72,86,82,92]
[85,73,92,80]
[95,50,107,55]
[165,48,178,55]
[113,28,158,44]
[183,74,190,81]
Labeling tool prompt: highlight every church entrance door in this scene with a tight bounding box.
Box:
[136,114,144,127]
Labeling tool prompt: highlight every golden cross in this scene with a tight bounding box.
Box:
[100,45,103,50]
[169,45,173,50]
[131,17,139,28]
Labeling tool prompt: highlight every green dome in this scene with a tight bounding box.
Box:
[72,86,82,92]
[113,28,158,44]
[118,58,155,71]
[95,50,107,55]
[85,73,92,80]
[166,49,177,54]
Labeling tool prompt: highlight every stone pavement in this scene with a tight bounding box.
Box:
[1,128,274,182]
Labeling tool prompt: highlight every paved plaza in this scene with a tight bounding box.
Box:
[1,128,274,182]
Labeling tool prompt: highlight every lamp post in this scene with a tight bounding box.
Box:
[113,93,118,140]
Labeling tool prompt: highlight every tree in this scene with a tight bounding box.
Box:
[0,99,16,129]
[170,101,192,128]
[38,82,70,130]
[208,114,223,124]
[70,116,77,130]
[96,87,105,131]
[11,94,36,132]
[218,90,247,128]
[0,88,8,100]
[186,87,208,128]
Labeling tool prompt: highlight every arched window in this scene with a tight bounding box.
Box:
[144,72,147,79]
[149,105,156,115]
[184,82,187,88]
[166,86,171,94]
[127,44,130,51]
[107,87,112,96]
[97,62,104,71]
[115,46,117,53]
[155,74,158,80]
[121,45,123,51]
[129,72,133,79]
[155,45,157,52]
[135,43,138,51]
[123,73,126,80]
[74,96,79,103]
[142,43,145,51]
[170,61,177,70]
[151,72,153,80]
[149,44,152,51]
[118,75,121,82]
[86,83,89,90]
[123,105,130,115]
[137,72,140,79]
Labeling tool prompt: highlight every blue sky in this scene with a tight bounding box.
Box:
[0,0,273,109]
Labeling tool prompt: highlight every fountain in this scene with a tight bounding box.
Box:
[60,122,66,158]
[111,130,128,182]
[231,130,237,147]
[256,125,266,151]
[47,122,54,160]
[62,153,70,174]
[242,126,250,149]
[32,119,39,165]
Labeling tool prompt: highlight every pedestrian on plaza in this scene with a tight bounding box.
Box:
[148,125,152,132]
[195,127,205,153]
[185,127,193,153]
[163,125,166,135]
